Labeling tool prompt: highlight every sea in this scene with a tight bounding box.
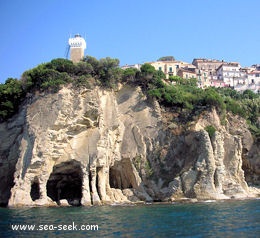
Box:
[0,199,259,237]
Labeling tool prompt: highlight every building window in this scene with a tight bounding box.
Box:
[176,65,179,69]
[159,67,162,71]
[169,67,173,72]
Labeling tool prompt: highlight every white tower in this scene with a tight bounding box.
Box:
[68,34,87,63]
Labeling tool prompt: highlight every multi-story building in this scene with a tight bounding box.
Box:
[216,62,246,87]
[192,58,223,77]
[195,69,210,88]
[245,70,260,93]
[192,58,225,88]
[121,64,142,70]
[122,57,259,93]
[210,80,228,88]
[252,64,260,71]
[247,70,260,84]
[149,60,192,79]
[177,68,197,79]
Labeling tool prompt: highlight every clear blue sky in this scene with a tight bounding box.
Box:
[0,0,259,83]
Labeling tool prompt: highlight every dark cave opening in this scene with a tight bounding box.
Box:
[96,167,101,199]
[213,169,219,188]
[30,177,40,201]
[109,165,133,189]
[46,160,83,206]
[109,167,121,189]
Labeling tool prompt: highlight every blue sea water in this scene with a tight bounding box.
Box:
[0,199,259,237]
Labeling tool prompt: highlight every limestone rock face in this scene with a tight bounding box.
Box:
[0,85,259,207]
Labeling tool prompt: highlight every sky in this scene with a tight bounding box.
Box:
[0,0,259,83]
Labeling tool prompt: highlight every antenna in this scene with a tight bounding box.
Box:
[65,44,70,59]
[65,33,70,59]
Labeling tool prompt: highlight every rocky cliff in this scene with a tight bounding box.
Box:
[0,85,259,206]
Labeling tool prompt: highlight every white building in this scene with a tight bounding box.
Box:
[149,60,194,79]
[244,70,260,93]
[216,62,246,87]
[68,34,87,63]
[121,64,142,70]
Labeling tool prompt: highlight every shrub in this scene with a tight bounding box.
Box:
[75,62,94,76]
[73,75,96,89]
[205,125,216,138]
[46,58,76,74]
[122,68,138,82]
[0,78,25,120]
[203,88,225,112]
[225,98,246,117]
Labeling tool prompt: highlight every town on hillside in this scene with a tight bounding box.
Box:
[121,58,260,93]
[68,34,259,93]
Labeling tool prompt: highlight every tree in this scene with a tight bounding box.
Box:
[83,55,100,76]
[140,64,156,75]
[169,76,183,84]
[140,63,156,79]
[123,68,139,82]
[98,57,122,88]
[242,89,257,99]
[154,70,166,80]
[75,62,94,76]
[203,87,225,112]
[46,58,76,74]
[157,56,175,61]
[0,78,25,120]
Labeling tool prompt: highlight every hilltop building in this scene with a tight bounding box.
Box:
[216,62,246,87]
[68,34,86,63]
[121,56,259,93]
[243,70,260,92]
[149,60,192,79]
[177,68,197,79]
[192,58,223,73]
[121,64,142,70]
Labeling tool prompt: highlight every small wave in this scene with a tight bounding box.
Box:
[203,200,216,203]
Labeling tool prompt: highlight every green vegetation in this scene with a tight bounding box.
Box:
[205,125,216,138]
[0,55,259,140]
[0,78,25,119]
[214,87,260,137]
[148,76,226,114]
[157,56,175,61]
[169,76,199,87]
[0,56,122,120]
[122,67,139,82]
[133,155,153,178]
[143,67,259,137]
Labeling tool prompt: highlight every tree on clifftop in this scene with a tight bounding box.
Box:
[157,56,175,61]
[0,78,24,120]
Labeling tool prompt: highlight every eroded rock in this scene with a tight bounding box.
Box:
[0,85,259,207]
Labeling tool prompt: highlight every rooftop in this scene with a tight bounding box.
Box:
[192,58,223,63]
